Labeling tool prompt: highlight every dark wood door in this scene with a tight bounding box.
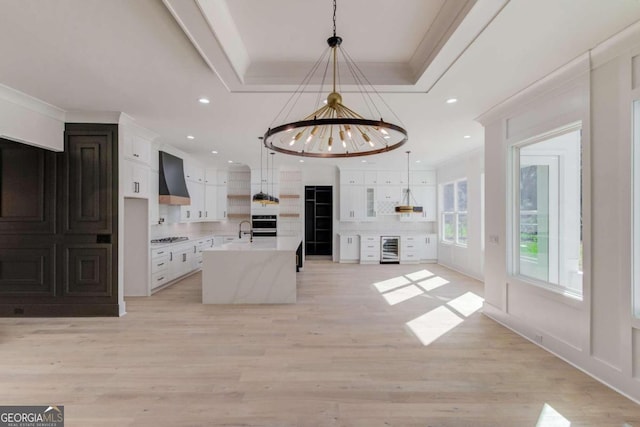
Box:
[0,123,119,316]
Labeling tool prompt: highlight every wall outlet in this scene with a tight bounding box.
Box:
[534,334,543,343]
[489,235,500,244]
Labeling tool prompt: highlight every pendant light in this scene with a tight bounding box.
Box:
[395,151,423,213]
[267,151,279,205]
[262,0,407,158]
[252,137,270,204]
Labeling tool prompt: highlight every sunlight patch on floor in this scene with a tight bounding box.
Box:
[382,284,424,306]
[406,306,464,346]
[373,276,411,293]
[417,276,449,291]
[446,291,484,317]
[405,269,434,281]
[536,403,571,427]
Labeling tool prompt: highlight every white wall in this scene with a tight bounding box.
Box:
[477,23,640,403]
[0,84,65,151]
[436,148,484,280]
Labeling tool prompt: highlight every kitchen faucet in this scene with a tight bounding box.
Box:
[238,220,253,242]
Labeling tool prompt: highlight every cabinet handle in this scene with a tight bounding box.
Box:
[157,251,164,255]
[194,246,197,253]
[170,252,173,261]
[187,211,190,219]
[134,153,139,158]
[183,253,186,262]
[157,262,164,267]
[157,276,164,281]
[205,211,208,217]
[199,211,202,218]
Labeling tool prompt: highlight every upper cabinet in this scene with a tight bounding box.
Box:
[339,167,436,222]
[184,161,205,183]
[340,170,364,186]
[410,170,436,186]
[124,133,151,166]
[377,170,405,186]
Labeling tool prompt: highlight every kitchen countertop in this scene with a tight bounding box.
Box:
[204,236,301,252]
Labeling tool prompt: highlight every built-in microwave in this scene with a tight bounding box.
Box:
[251,215,277,237]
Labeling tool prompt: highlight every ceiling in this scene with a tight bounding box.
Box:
[1,0,640,170]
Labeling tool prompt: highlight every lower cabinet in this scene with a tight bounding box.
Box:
[339,234,360,263]
[360,235,380,264]
[150,236,218,292]
[400,235,421,264]
[421,233,438,261]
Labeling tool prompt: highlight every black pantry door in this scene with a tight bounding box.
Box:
[0,123,119,316]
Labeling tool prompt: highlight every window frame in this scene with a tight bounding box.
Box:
[440,178,468,247]
[508,123,583,299]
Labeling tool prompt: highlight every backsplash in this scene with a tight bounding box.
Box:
[338,219,435,234]
[150,220,245,239]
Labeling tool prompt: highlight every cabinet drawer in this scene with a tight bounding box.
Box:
[362,236,378,242]
[151,254,169,273]
[360,253,380,261]
[151,247,169,258]
[151,271,169,289]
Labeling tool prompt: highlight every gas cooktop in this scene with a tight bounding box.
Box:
[151,236,189,244]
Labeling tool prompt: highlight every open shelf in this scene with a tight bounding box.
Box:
[227,194,250,199]
[280,194,300,199]
[227,213,250,219]
[280,213,300,218]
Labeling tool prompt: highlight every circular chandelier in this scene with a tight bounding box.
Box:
[263,0,408,158]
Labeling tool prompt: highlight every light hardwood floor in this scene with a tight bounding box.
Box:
[1,261,639,426]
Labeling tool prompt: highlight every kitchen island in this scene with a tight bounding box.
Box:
[201,236,302,304]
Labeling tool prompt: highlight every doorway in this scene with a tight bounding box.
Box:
[305,186,333,256]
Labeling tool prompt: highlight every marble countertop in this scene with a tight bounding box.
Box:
[204,236,301,252]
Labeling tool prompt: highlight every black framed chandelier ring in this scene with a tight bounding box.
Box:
[264,118,407,158]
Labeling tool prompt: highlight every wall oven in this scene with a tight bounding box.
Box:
[380,236,400,263]
[251,215,277,237]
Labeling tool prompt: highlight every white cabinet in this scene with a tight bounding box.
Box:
[340,170,364,185]
[217,181,228,220]
[184,161,205,184]
[339,234,360,263]
[364,171,377,185]
[123,159,149,198]
[376,185,401,216]
[180,166,207,222]
[401,235,421,264]
[364,186,376,220]
[421,234,438,261]
[410,170,436,186]
[168,242,192,281]
[205,184,217,220]
[124,134,151,165]
[149,170,159,224]
[360,235,380,264]
[151,247,170,290]
[400,185,436,222]
[340,185,365,221]
[377,171,405,186]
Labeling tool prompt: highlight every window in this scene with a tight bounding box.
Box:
[441,179,468,245]
[442,183,455,242]
[634,101,640,317]
[510,127,582,296]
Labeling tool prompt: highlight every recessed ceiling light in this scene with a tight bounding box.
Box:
[187,135,195,140]
[299,159,304,163]
[446,98,457,104]
[227,160,233,163]
[211,150,218,154]
[463,135,471,139]
[416,160,421,163]
[198,97,210,104]
[383,135,390,139]
[361,160,367,163]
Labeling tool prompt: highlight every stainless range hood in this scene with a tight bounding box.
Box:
[158,151,190,205]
